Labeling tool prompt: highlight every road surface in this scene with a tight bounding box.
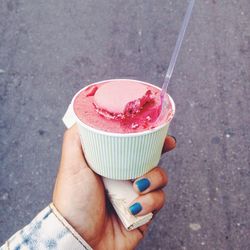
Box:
[0,0,249,249]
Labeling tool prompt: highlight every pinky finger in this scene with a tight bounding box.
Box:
[137,222,151,237]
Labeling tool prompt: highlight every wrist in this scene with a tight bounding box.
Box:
[50,203,93,248]
[52,199,101,248]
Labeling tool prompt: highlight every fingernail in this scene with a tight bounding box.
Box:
[170,135,176,143]
[129,202,142,215]
[136,178,150,192]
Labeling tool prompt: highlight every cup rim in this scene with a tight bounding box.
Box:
[72,79,175,137]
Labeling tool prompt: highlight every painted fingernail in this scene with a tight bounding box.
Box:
[136,178,150,192]
[129,202,142,215]
[170,135,177,143]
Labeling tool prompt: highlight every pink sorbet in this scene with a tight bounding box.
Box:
[73,79,172,133]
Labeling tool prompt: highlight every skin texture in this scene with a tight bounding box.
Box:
[53,125,176,250]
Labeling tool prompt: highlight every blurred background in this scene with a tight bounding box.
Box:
[0,0,249,249]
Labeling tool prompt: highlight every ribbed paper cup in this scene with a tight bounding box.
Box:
[72,79,175,180]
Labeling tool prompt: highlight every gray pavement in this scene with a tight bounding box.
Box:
[0,0,250,249]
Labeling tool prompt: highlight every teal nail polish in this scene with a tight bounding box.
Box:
[129,202,142,215]
[136,178,150,192]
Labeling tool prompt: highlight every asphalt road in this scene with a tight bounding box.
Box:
[0,0,250,249]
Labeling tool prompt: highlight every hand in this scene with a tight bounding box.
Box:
[53,125,176,250]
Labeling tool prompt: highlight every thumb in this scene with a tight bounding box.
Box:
[60,124,88,173]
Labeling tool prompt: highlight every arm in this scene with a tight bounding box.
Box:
[1,125,176,250]
[1,204,92,250]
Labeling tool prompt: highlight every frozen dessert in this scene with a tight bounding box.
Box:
[73,79,172,133]
[94,81,152,118]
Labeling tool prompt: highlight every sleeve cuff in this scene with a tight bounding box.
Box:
[3,204,93,250]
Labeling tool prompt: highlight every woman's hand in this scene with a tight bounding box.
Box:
[53,125,176,249]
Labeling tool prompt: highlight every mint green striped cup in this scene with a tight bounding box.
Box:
[72,79,175,180]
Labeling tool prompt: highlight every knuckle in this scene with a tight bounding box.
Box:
[161,190,166,202]
[158,190,166,209]
[147,193,156,207]
[157,168,168,185]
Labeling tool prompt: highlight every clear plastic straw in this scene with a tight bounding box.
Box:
[159,0,195,117]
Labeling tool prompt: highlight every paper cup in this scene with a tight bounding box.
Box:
[71,79,175,180]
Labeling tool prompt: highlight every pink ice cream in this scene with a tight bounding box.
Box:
[73,79,171,133]
[94,81,153,119]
